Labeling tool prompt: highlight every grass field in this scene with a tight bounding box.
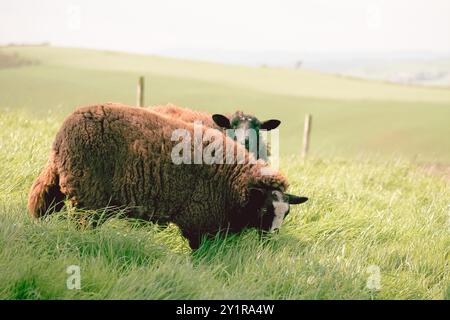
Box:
[1,46,450,161]
[0,46,449,299]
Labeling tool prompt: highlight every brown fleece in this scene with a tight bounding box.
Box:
[28,152,65,218]
[28,103,287,247]
[150,104,224,130]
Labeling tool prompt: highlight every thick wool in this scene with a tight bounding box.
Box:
[151,104,222,130]
[28,103,288,247]
[151,104,271,160]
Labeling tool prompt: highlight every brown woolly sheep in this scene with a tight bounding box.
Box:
[28,102,307,249]
[151,104,280,161]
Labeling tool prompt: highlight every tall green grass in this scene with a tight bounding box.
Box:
[0,110,448,299]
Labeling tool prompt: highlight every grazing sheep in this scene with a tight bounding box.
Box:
[152,104,280,161]
[28,103,307,249]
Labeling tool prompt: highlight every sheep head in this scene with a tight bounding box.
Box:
[242,188,308,232]
[212,111,281,150]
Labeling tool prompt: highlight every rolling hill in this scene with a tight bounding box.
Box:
[0,45,449,162]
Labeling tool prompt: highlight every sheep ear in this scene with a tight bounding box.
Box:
[212,114,231,129]
[260,119,281,131]
[248,188,266,207]
[286,193,308,205]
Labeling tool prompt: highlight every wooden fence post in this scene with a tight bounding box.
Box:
[137,76,145,107]
[301,114,312,160]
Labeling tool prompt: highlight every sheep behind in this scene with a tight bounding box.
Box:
[151,104,280,161]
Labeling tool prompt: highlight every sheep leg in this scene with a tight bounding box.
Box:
[188,237,201,250]
[181,230,202,250]
[28,162,65,218]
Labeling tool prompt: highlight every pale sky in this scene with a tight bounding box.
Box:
[1,0,449,55]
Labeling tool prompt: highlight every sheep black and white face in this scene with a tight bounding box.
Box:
[267,191,290,231]
[212,112,281,149]
[247,189,308,232]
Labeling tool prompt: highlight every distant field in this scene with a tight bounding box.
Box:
[338,59,450,87]
[1,46,450,162]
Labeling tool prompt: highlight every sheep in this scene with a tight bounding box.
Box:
[213,111,281,161]
[151,104,220,130]
[28,102,307,249]
[151,104,281,161]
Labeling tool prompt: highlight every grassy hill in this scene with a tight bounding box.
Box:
[0,112,448,299]
[1,46,450,162]
[0,46,448,299]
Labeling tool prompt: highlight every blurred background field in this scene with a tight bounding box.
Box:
[1,45,450,163]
